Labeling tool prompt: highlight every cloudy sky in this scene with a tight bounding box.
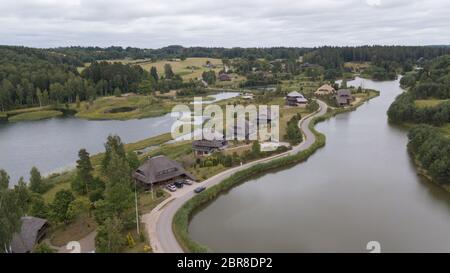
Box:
[0,0,449,48]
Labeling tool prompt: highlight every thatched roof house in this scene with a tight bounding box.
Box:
[10,216,48,253]
[315,84,336,96]
[133,155,195,188]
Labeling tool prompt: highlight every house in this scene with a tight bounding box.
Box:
[314,84,336,96]
[227,120,256,140]
[192,139,228,156]
[241,93,254,100]
[286,91,308,107]
[10,216,49,253]
[218,73,231,81]
[133,155,195,189]
[335,89,354,106]
[257,108,277,125]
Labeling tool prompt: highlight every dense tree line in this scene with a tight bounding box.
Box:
[387,55,450,126]
[407,125,450,184]
[81,61,148,95]
[388,92,450,126]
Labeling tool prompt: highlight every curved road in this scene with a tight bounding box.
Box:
[143,100,328,253]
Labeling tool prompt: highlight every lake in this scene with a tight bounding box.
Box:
[188,77,450,252]
[0,92,239,184]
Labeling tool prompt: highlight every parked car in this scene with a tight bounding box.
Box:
[183,179,193,185]
[194,186,206,193]
[174,181,184,188]
[166,184,177,192]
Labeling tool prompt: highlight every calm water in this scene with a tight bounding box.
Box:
[189,78,450,252]
[0,114,175,184]
[0,92,239,184]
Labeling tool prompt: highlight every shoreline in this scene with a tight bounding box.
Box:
[169,93,380,253]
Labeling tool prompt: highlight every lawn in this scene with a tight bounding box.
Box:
[414,99,448,108]
[8,110,63,122]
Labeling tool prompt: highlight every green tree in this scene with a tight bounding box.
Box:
[150,66,158,82]
[164,63,175,79]
[50,189,75,223]
[0,186,23,252]
[30,195,49,219]
[104,152,134,216]
[72,149,94,195]
[0,169,9,190]
[127,151,140,171]
[14,177,31,213]
[29,167,44,193]
[95,216,125,253]
[102,135,126,172]
[67,199,90,221]
[114,87,122,97]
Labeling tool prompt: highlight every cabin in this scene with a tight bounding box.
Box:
[335,89,354,106]
[10,216,49,253]
[257,108,277,125]
[192,139,228,156]
[314,84,336,96]
[218,73,231,81]
[226,120,256,140]
[286,91,308,107]
[133,155,195,189]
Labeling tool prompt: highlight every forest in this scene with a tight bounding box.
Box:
[408,125,450,184]
[387,55,450,125]
[2,45,450,113]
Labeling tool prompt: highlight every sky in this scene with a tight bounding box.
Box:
[0,0,449,48]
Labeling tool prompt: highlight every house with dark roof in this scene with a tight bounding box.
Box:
[218,73,231,81]
[192,139,228,156]
[133,155,195,189]
[335,89,354,106]
[10,216,48,253]
[286,91,308,107]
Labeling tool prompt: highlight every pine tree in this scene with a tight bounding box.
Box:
[73,149,94,195]
[29,167,43,193]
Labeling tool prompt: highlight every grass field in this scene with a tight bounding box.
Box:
[414,99,448,108]
[110,57,224,80]
[439,123,450,137]
[8,110,63,122]
[73,95,173,120]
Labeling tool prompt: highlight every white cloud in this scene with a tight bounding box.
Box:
[0,0,449,48]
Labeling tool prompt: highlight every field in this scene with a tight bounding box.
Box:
[111,57,224,80]
[439,123,450,137]
[414,99,448,108]
[73,95,174,120]
[8,110,63,122]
